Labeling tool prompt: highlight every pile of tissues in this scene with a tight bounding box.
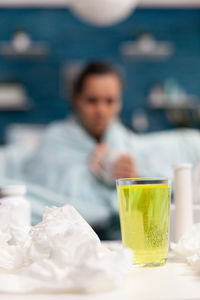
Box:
[171,223,200,274]
[0,205,133,294]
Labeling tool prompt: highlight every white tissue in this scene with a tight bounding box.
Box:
[171,223,200,274]
[0,205,133,293]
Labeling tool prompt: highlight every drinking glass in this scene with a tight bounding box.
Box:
[117,178,171,267]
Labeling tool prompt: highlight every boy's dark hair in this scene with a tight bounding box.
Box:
[72,61,122,98]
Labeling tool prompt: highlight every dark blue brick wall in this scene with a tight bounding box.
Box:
[0,8,200,142]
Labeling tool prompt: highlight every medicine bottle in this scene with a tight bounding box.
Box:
[0,185,31,226]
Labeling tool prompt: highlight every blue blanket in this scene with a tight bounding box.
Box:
[1,116,200,228]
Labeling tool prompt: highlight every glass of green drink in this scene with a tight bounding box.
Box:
[116,178,171,267]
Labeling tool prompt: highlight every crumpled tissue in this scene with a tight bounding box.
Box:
[171,223,200,274]
[0,205,133,293]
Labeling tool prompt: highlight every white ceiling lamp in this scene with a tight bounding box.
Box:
[69,0,139,27]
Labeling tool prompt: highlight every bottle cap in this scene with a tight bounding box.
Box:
[0,185,27,198]
[173,164,192,171]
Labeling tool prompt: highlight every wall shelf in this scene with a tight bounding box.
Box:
[0,104,31,112]
[149,102,200,110]
[0,99,32,111]
[120,35,174,60]
[148,100,200,127]
[0,42,49,58]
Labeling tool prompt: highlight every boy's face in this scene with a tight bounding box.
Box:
[74,74,122,139]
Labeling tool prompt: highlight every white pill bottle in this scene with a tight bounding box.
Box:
[0,185,31,226]
[173,164,193,242]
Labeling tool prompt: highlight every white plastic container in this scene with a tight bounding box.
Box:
[193,161,200,204]
[0,185,31,226]
[173,164,193,242]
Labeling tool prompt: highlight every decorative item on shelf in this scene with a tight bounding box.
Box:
[61,61,84,99]
[0,28,49,58]
[0,80,31,111]
[12,29,31,53]
[69,0,138,26]
[148,79,199,109]
[120,32,174,60]
[131,108,149,132]
[148,79,198,109]
[148,79,200,127]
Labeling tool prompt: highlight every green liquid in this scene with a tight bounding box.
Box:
[117,184,170,266]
